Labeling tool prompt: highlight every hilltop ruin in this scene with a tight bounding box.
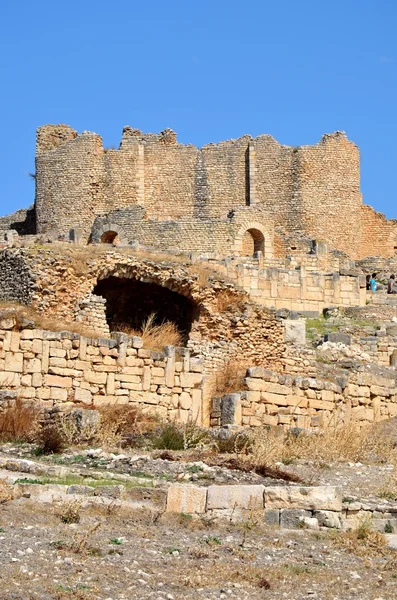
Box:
[0,125,397,431]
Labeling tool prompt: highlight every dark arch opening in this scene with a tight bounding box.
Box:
[101,230,119,244]
[93,277,199,344]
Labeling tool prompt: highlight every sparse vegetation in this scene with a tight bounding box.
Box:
[215,288,246,312]
[211,359,249,396]
[115,313,183,350]
[57,499,82,524]
[0,301,100,338]
[0,397,40,443]
[151,421,210,451]
[0,478,13,504]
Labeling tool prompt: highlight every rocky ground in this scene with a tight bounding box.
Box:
[1,441,397,600]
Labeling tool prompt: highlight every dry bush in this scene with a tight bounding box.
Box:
[94,405,158,448]
[116,313,183,350]
[70,521,102,554]
[215,289,246,313]
[332,520,387,558]
[211,360,249,396]
[245,422,396,467]
[56,499,83,524]
[35,423,66,454]
[151,421,210,451]
[0,478,14,504]
[0,398,40,443]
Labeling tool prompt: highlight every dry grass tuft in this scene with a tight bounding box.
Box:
[332,520,387,558]
[215,289,246,312]
[0,302,100,338]
[95,405,158,447]
[0,398,41,443]
[243,421,396,467]
[379,462,397,500]
[116,313,183,350]
[211,360,249,396]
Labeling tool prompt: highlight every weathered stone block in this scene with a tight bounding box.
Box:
[179,373,203,388]
[264,486,342,511]
[44,374,72,388]
[84,371,107,385]
[166,484,207,514]
[280,509,312,529]
[5,352,23,373]
[207,485,265,510]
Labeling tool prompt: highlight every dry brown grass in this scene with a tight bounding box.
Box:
[0,302,100,338]
[215,289,246,312]
[116,313,183,350]
[56,405,158,450]
[211,360,249,396]
[379,461,397,500]
[0,397,41,443]
[243,421,396,467]
[331,519,387,558]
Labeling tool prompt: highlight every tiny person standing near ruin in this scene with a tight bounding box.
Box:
[387,274,397,294]
[370,273,378,292]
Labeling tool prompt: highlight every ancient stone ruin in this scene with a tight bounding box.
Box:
[1,124,397,430]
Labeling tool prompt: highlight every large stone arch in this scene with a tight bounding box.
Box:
[232,221,274,258]
[91,263,202,345]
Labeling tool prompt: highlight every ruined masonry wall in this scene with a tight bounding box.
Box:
[34,126,370,258]
[226,264,365,312]
[359,205,397,259]
[0,329,204,424]
[214,367,397,429]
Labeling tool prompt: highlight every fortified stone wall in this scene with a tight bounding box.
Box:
[0,327,204,424]
[32,125,376,258]
[220,262,365,312]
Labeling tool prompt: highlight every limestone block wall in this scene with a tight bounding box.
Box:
[0,328,204,424]
[358,333,397,368]
[230,264,365,313]
[213,367,397,429]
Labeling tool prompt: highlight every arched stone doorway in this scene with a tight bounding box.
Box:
[93,276,199,344]
[241,228,265,256]
[100,230,119,244]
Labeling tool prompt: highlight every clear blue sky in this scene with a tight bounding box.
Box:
[0,0,396,218]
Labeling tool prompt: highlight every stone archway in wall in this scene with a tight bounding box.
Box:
[91,221,128,245]
[233,222,273,258]
[93,276,200,345]
[100,230,119,244]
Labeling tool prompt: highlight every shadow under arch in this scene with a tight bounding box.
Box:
[93,276,200,344]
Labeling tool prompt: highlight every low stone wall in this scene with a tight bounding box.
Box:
[212,367,397,429]
[167,483,397,532]
[0,328,204,424]
[167,483,343,529]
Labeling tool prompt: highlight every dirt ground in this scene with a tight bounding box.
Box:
[1,437,397,600]
[1,496,397,600]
